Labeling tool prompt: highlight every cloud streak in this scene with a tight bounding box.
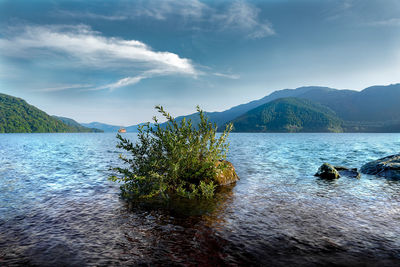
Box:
[91,75,147,91]
[213,72,240,79]
[56,0,275,39]
[37,84,93,92]
[129,0,207,21]
[56,10,128,21]
[365,18,400,26]
[0,24,197,90]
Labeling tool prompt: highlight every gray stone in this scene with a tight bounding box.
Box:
[360,154,400,180]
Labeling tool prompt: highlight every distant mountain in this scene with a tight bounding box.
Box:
[230,98,343,133]
[80,122,154,132]
[126,123,155,132]
[171,84,400,132]
[169,86,341,128]
[53,116,103,133]
[0,93,100,133]
[294,84,400,123]
[84,83,400,133]
[81,122,122,132]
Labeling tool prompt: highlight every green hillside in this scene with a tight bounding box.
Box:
[53,116,103,133]
[230,98,343,133]
[162,84,400,133]
[0,93,101,133]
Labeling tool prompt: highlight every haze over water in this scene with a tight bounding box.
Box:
[1,133,399,266]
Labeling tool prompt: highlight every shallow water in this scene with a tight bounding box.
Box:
[0,133,399,266]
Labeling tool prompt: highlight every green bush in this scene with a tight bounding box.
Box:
[110,105,233,201]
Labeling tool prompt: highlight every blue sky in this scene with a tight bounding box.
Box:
[1,0,400,125]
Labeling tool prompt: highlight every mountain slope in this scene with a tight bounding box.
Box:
[53,116,103,133]
[0,93,99,133]
[169,86,345,128]
[81,122,122,132]
[80,122,153,132]
[83,83,400,133]
[295,84,400,122]
[230,98,343,132]
[342,84,400,122]
[174,84,400,132]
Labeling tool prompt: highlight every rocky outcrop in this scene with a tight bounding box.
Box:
[315,163,340,179]
[215,160,239,185]
[334,166,361,179]
[360,154,400,180]
[315,163,361,179]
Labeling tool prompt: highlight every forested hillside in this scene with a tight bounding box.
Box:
[0,93,101,133]
[230,98,343,132]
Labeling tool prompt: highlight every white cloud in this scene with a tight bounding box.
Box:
[1,25,196,74]
[0,24,197,90]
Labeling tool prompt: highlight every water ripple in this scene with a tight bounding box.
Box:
[1,133,400,266]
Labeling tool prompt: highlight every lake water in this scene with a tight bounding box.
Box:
[0,133,399,266]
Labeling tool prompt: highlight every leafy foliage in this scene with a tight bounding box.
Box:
[0,93,102,133]
[110,105,233,201]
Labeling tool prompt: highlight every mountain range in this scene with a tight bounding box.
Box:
[2,83,400,133]
[83,83,400,133]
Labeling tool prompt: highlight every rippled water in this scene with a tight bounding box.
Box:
[1,133,400,266]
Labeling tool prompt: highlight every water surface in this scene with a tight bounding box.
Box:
[1,133,399,266]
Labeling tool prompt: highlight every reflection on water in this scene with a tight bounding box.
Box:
[1,133,400,266]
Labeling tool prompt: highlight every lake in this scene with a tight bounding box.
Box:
[1,133,399,266]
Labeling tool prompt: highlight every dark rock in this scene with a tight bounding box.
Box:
[315,163,340,179]
[333,166,349,171]
[334,166,361,179]
[360,154,400,180]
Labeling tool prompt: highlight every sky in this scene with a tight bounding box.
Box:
[1,0,400,125]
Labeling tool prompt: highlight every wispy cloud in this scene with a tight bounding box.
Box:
[55,0,275,39]
[36,84,93,92]
[213,72,240,80]
[138,0,275,38]
[130,0,207,20]
[215,1,274,39]
[91,75,147,91]
[365,18,400,26]
[56,10,128,21]
[0,24,197,90]
[324,0,354,21]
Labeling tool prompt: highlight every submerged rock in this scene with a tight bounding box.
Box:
[315,163,340,179]
[315,164,361,179]
[360,154,400,180]
[215,160,239,185]
[334,166,361,179]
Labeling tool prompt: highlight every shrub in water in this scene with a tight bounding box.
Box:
[110,105,233,201]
